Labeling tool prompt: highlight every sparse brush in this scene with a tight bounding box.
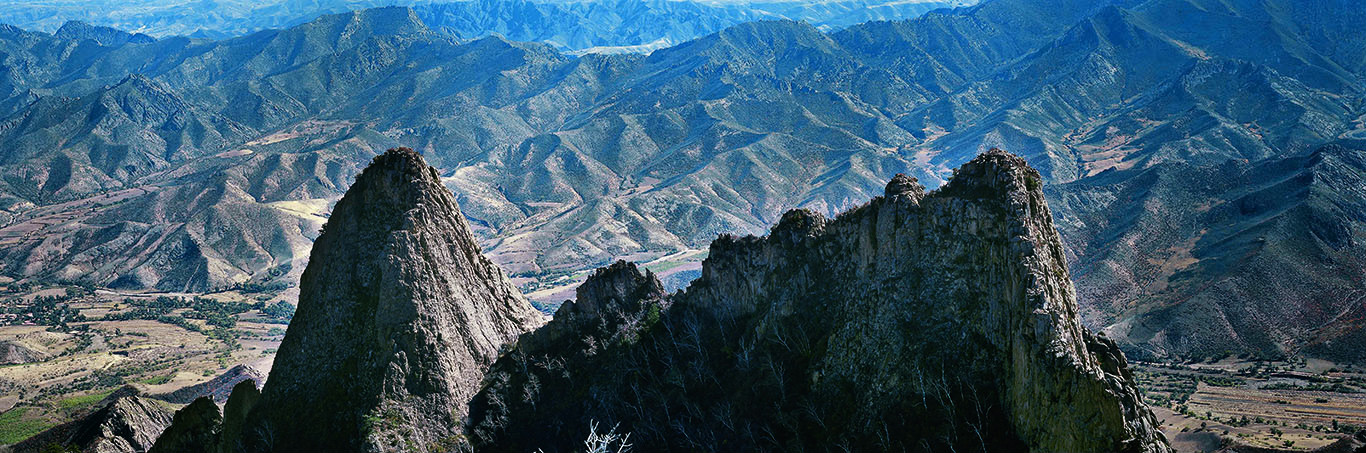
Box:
[582,421,632,453]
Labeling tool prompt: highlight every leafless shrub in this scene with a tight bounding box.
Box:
[582,420,632,453]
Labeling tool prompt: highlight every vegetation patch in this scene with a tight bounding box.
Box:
[0,407,54,444]
[58,388,115,410]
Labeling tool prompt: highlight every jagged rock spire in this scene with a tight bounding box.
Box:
[239,147,544,452]
[884,172,925,202]
[468,149,1170,452]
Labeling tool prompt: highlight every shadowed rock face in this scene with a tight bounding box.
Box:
[216,381,261,453]
[150,149,1163,452]
[469,149,1169,452]
[238,148,544,452]
[148,397,221,453]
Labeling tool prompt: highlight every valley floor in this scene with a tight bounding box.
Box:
[3,279,1365,451]
[0,283,285,445]
[1136,361,1366,452]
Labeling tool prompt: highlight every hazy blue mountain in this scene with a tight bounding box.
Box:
[0,0,1362,362]
[0,0,974,50]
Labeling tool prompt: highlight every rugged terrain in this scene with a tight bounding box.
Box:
[9,386,173,453]
[466,150,1169,451]
[226,148,543,451]
[0,0,1359,381]
[0,0,973,46]
[1051,142,1366,363]
[141,149,1170,452]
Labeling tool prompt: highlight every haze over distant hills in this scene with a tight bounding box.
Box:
[0,0,1362,366]
[0,0,975,51]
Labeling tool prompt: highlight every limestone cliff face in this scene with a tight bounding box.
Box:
[469,149,1169,452]
[239,148,545,452]
[12,387,173,453]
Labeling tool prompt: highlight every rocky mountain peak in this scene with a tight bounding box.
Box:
[212,147,545,452]
[883,172,925,202]
[523,260,671,357]
[940,147,1042,198]
[770,208,829,244]
[469,149,1170,452]
[561,260,667,320]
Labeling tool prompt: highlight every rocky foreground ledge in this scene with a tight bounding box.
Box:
[145,148,1168,452]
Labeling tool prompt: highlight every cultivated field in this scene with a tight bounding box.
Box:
[0,283,287,445]
[1136,360,1366,452]
[4,279,1364,452]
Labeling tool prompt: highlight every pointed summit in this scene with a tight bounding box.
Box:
[240,147,544,452]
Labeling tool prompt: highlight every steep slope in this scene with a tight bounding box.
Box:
[0,170,327,292]
[0,22,201,119]
[234,148,544,452]
[0,0,1336,288]
[10,386,174,453]
[0,74,256,201]
[1051,142,1366,362]
[0,0,1362,363]
[147,397,221,453]
[469,150,1169,452]
[900,0,1361,182]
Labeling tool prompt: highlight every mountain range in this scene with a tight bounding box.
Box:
[0,0,975,48]
[141,148,1170,452]
[0,0,1362,365]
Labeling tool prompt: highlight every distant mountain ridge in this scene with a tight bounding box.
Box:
[0,0,1361,364]
[1051,141,1366,364]
[0,0,974,48]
